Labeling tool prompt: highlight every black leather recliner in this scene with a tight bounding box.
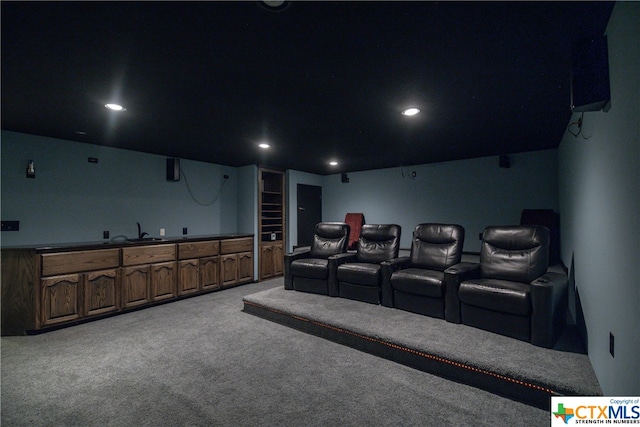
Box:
[445,225,568,348]
[284,222,350,296]
[335,224,401,304]
[381,223,465,319]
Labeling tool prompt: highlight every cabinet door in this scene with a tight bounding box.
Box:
[41,274,82,326]
[85,269,119,317]
[151,262,177,302]
[260,243,282,280]
[238,252,254,284]
[200,256,220,291]
[122,265,150,309]
[220,254,238,287]
[272,243,284,276]
[260,245,274,279]
[178,259,199,296]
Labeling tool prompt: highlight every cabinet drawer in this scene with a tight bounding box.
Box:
[221,238,253,254]
[41,248,120,276]
[178,240,220,260]
[122,244,176,266]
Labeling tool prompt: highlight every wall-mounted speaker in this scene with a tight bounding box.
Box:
[571,35,611,112]
[341,173,349,183]
[499,155,510,169]
[166,158,180,181]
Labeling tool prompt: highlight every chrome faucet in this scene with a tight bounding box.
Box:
[137,222,149,239]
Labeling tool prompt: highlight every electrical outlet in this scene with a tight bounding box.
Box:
[223,174,229,180]
[1,221,20,231]
[160,228,165,236]
[103,230,109,239]
[183,227,188,235]
[609,332,615,357]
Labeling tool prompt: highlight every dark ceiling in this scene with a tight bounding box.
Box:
[1,1,614,175]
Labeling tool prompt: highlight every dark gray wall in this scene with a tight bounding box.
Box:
[0,131,237,246]
[558,2,640,395]
[321,150,559,253]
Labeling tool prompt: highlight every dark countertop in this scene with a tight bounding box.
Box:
[1,233,254,253]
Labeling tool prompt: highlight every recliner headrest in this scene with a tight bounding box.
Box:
[480,225,550,283]
[316,222,351,239]
[310,222,350,258]
[482,225,548,251]
[357,224,401,263]
[415,223,464,244]
[411,223,465,270]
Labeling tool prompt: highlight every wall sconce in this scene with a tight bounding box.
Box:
[26,159,35,178]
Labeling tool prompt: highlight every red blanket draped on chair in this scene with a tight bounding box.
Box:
[344,213,365,250]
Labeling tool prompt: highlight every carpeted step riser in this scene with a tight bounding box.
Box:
[243,301,556,410]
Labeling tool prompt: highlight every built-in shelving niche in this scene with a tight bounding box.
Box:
[258,168,285,280]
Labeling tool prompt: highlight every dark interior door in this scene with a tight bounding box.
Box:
[297,184,322,247]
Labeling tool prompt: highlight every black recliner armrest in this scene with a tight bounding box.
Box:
[283,248,312,290]
[284,247,311,260]
[444,262,480,323]
[530,271,568,348]
[383,256,411,271]
[329,252,357,264]
[380,257,411,307]
[327,252,358,296]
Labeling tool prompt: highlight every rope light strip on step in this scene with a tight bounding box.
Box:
[244,300,558,396]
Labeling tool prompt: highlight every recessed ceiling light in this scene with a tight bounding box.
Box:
[329,161,338,166]
[105,103,126,111]
[258,143,270,149]
[259,1,289,11]
[402,107,420,116]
